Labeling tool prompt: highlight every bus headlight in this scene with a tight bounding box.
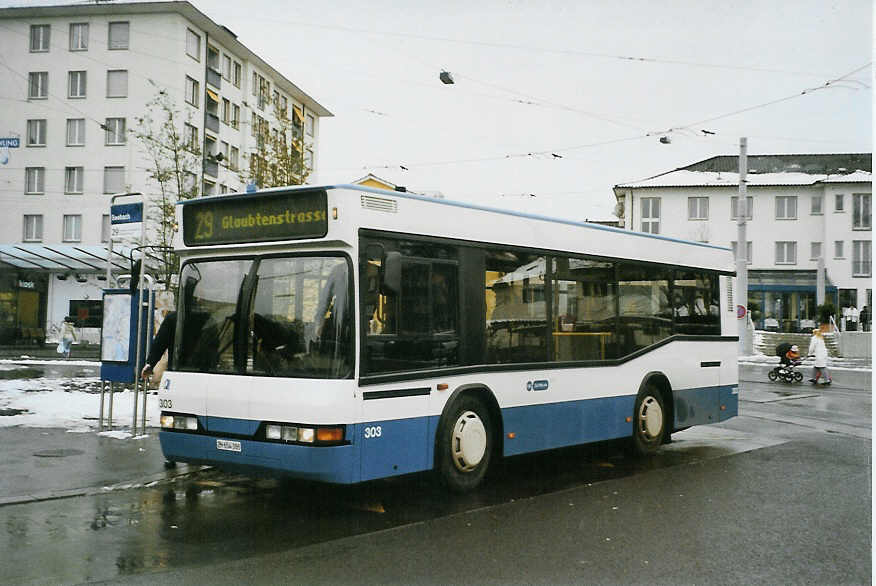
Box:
[262,424,344,445]
[161,415,198,430]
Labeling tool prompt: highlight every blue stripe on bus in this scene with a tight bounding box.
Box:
[159,384,737,484]
[674,384,738,427]
[501,395,636,456]
[159,432,358,484]
[204,416,261,436]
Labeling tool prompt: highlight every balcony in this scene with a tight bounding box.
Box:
[206,113,220,134]
[206,68,221,89]
[204,158,219,178]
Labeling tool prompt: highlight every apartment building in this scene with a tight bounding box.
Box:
[613,154,871,333]
[0,1,331,344]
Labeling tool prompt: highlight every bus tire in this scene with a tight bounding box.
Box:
[437,395,492,492]
[631,384,666,456]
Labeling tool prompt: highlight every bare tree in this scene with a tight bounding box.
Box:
[243,102,311,189]
[132,90,201,289]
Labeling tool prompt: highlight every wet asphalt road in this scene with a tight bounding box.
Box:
[0,371,870,585]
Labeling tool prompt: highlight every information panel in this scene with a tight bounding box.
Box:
[101,293,132,363]
[182,189,328,246]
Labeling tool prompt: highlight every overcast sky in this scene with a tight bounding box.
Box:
[8,0,872,219]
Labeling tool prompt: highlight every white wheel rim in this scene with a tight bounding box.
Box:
[638,396,663,440]
[451,410,487,472]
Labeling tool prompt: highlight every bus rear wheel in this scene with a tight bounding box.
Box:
[631,385,666,456]
[437,395,493,492]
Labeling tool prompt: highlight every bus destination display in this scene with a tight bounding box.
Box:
[183,189,328,246]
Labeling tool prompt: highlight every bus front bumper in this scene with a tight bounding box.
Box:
[159,430,357,484]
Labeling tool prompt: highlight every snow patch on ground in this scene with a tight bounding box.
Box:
[0,375,159,431]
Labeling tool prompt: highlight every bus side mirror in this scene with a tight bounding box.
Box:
[383,251,401,296]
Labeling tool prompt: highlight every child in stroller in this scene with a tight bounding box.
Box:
[768,342,803,383]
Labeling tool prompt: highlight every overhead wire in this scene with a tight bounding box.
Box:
[236,17,838,79]
[324,62,872,175]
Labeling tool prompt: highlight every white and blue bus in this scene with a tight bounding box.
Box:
[158,185,738,491]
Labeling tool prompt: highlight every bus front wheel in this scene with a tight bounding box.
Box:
[631,385,666,456]
[437,395,493,492]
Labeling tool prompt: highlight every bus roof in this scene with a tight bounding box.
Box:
[179,183,731,254]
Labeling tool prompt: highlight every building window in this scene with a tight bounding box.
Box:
[730,195,753,220]
[108,22,129,50]
[231,104,240,130]
[25,167,45,194]
[280,95,288,117]
[230,146,239,171]
[66,118,85,146]
[852,193,871,230]
[775,241,797,265]
[222,54,232,80]
[63,214,82,242]
[101,214,111,243]
[811,194,823,215]
[30,24,50,52]
[65,166,84,194]
[104,117,126,145]
[835,240,845,259]
[23,215,43,242]
[69,23,88,51]
[185,28,200,60]
[219,183,229,194]
[106,69,128,97]
[775,195,797,220]
[640,197,660,234]
[688,196,708,220]
[810,241,822,260]
[305,149,313,171]
[185,76,199,107]
[306,113,315,136]
[207,45,219,71]
[68,70,87,98]
[184,172,197,193]
[103,166,125,194]
[731,241,752,264]
[220,140,229,162]
[852,241,871,277]
[222,98,231,125]
[835,193,844,212]
[233,61,242,88]
[28,72,48,99]
[184,123,198,151]
[26,119,46,147]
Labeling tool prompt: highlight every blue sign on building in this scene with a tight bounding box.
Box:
[0,138,20,148]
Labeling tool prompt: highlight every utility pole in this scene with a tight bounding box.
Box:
[737,138,753,355]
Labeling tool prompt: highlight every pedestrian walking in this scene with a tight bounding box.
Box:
[861,305,870,332]
[56,317,77,360]
[807,327,831,385]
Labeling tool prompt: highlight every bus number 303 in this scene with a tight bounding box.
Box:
[363,426,382,439]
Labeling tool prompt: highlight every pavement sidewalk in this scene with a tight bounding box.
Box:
[0,426,184,507]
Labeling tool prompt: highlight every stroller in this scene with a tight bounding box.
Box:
[768,342,803,383]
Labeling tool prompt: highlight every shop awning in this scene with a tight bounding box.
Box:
[0,244,156,273]
[747,269,836,292]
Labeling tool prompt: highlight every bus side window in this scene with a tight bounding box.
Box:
[364,254,459,374]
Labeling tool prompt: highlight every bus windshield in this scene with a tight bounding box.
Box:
[174,256,353,379]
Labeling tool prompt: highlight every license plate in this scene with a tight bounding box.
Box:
[216,439,241,453]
